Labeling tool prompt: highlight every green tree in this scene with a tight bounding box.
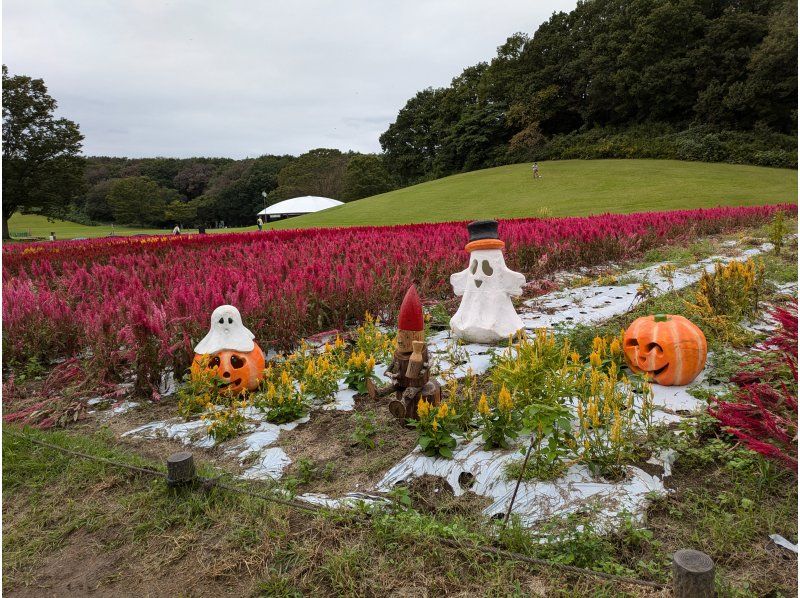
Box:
[202,154,293,226]
[341,154,395,200]
[741,0,798,132]
[2,65,85,238]
[173,162,217,199]
[83,179,115,222]
[107,177,178,226]
[164,199,198,225]
[268,148,351,202]
[380,88,449,185]
[380,0,796,181]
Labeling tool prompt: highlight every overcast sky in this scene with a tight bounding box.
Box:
[3,1,576,158]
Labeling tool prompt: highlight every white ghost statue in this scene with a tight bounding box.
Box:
[194,305,256,354]
[450,221,526,343]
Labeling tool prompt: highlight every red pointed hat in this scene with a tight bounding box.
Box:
[398,285,424,331]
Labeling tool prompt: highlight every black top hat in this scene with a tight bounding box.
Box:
[467,220,498,242]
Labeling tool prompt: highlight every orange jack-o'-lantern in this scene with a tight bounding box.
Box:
[623,314,707,386]
[191,343,266,394]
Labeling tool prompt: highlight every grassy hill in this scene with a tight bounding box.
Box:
[5,159,796,240]
[270,159,797,229]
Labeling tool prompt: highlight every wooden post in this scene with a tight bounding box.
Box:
[673,549,715,598]
[166,452,195,487]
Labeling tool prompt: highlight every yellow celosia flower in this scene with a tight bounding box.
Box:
[498,385,513,412]
[570,351,581,364]
[589,351,602,369]
[432,418,439,431]
[417,398,431,418]
[609,338,621,356]
[436,402,450,419]
[335,335,345,349]
[478,393,490,416]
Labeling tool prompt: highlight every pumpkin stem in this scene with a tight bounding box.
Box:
[653,314,669,322]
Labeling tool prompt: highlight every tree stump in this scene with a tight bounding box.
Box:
[166,452,195,487]
[672,549,715,598]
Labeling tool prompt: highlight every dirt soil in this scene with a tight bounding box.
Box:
[280,394,419,496]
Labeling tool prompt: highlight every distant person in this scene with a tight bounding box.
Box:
[172,224,181,235]
[49,231,56,241]
[257,217,263,231]
[532,162,541,179]
[198,225,206,234]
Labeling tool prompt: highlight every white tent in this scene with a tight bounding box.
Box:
[257,196,343,220]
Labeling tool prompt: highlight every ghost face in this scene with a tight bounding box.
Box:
[452,249,525,297]
[468,255,498,290]
[211,305,244,337]
[194,304,256,355]
[450,249,526,343]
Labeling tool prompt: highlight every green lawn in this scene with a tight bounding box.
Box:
[6,159,797,240]
[270,159,797,229]
[6,213,255,241]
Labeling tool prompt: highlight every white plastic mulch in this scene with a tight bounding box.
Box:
[376,436,673,528]
[117,239,786,526]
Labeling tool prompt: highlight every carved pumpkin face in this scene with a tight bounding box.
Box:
[191,343,266,394]
[623,315,707,386]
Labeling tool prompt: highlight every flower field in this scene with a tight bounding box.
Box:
[2,205,792,399]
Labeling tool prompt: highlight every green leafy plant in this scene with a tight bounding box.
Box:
[351,410,381,449]
[354,312,395,364]
[490,329,574,406]
[517,400,573,480]
[343,350,379,393]
[440,371,478,433]
[176,356,228,418]
[694,258,765,322]
[410,399,458,458]
[575,361,653,479]
[252,368,309,424]
[300,353,341,400]
[201,397,249,442]
[477,385,523,450]
[768,210,788,255]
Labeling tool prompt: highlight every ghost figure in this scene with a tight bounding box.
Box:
[194,305,255,354]
[450,220,526,343]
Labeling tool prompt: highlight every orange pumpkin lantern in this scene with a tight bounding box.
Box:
[191,343,266,394]
[623,314,707,386]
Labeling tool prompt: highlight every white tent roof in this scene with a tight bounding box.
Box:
[257,196,343,216]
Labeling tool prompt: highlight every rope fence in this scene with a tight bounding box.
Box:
[8,429,720,595]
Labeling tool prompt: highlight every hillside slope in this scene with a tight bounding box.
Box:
[270,160,797,229]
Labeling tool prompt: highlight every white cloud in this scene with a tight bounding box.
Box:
[3,0,576,158]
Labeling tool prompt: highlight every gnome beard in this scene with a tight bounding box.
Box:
[450,222,526,343]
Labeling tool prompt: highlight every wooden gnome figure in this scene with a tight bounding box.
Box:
[450,220,526,343]
[386,285,441,421]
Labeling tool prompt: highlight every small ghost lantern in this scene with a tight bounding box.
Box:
[191,305,266,394]
[450,220,526,343]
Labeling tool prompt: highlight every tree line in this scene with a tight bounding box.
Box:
[380,0,798,185]
[71,149,395,228]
